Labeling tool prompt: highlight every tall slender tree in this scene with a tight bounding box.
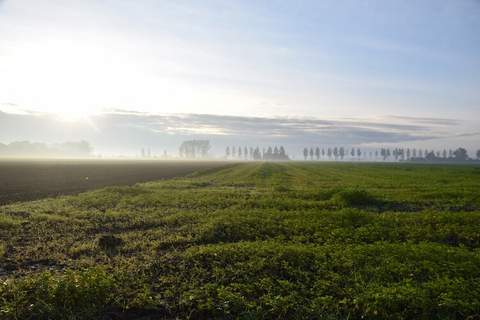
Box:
[225,146,230,159]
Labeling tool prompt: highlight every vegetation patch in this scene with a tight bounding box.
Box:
[332,188,381,208]
[98,235,124,255]
[1,162,480,319]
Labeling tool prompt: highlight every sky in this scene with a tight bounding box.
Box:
[0,0,479,156]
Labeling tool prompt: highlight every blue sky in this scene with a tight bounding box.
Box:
[0,0,479,153]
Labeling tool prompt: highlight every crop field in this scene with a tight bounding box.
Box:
[1,162,480,319]
[0,160,230,205]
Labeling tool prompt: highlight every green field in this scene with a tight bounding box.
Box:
[1,162,480,319]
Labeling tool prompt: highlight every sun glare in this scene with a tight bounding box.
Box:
[55,111,90,123]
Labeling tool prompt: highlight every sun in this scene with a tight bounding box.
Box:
[55,111,91,123]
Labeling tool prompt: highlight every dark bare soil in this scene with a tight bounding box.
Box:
[0,159,230,204]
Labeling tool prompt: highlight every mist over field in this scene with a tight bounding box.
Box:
[1,108,479,158]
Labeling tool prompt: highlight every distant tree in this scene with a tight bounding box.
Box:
[425,151,437,161]
[279,146,286,157]
[309,148,314,160]
[449,149,453,158]
[393,149,398,161]
[249,147,254,160]
[477,149,480,160]
[453,148,469,161]
[267,146,273,156]
[356,148,361,159]
[333,147,338,160]
[232,146,236,158]
[238,147,242,158]
[244,147,248,159]
[419,149,423,158]
[315,147,320,160]
[339,147,345,160]
[273,146,279,155]
[350,148,355,158]
[412,148,417,158]
[375,150,379,158]
[386,149,391,159]
[436,151,440,158]
[253,147,261,160]
[442,149,447,159]
[327,148,332,159]
[303,147,308,160]
[321,148,325,158]
[225,146,230,159]
[406,148,411,159]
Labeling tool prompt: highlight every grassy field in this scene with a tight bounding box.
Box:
[0,160,230,205]
[1,162,480,319]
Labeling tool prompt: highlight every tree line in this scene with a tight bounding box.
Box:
[225,146,290,161]
[302,146,480,162]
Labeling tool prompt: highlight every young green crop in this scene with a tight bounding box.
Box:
[1,162,479,319]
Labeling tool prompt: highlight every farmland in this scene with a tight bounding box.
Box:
[1,162,480,319]
[0,160,231,205]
